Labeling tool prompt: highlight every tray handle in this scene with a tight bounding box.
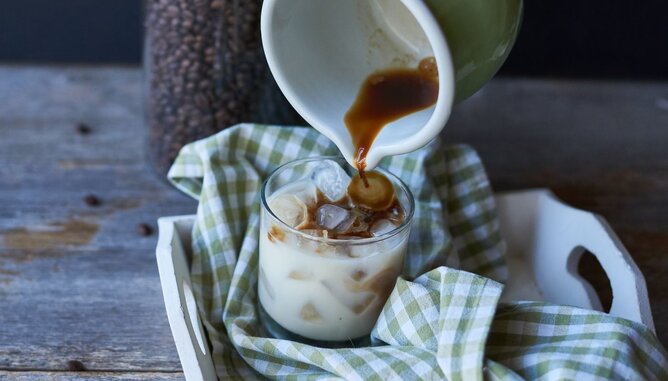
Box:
[157,216,217,381]
[533,192,655,332]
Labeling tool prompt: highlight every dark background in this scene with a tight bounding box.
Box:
[0,0,666,79]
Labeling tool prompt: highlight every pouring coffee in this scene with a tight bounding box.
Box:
[261,0,522,171]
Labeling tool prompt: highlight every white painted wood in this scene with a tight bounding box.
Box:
[497,189,655,331]
[156,217,216,381]
[157,189,655,379]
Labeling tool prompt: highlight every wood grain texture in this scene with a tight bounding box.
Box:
[0,66,666,378]
[0,66,196,373]
[0,371,183,380]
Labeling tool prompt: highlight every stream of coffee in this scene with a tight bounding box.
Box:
[344,57,439,185]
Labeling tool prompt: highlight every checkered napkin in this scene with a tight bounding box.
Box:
[168,124,667,380]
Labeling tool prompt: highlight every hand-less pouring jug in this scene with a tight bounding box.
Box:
[262,0,522,170]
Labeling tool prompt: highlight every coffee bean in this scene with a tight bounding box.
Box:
[66,360,87,371]
[145,0,304,177]
[84,194,101,207]
[137,223,154,236]
[75,123,92,135]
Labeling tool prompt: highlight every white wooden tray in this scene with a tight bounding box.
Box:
[156,189,655,381]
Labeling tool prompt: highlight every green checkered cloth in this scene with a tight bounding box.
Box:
[168,124,667,380]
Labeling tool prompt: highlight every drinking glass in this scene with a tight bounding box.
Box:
[258,157,415,347]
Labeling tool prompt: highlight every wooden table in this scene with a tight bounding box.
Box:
[1,66,666,379]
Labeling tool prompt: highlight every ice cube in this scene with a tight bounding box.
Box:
[315,242,339,256]
[311,160,351,201]
[349,219,369,233]
[351,269,367,281]
[267,225,286,243]
[348,242,380,258]
[335,212,356,233]
[366,266,398,301]
[370,219,397,236]
[352,294,377,314]
[299,229,324,238]
[288,270,313,280]
[334,208,369,233]
[280,180,317,206]
[284,179,317,205]
[316,204,350,230]
[321,279,376,315]
[300,302,323,321]
[268,193,308,228]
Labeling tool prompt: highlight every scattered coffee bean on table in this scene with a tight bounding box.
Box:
[75,122,92,135]
[137,223,154,236]
[84,194,101,207]
[66,360,87,371]
[144,0,302,176]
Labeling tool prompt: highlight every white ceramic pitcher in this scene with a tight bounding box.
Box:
[261,0,522,169]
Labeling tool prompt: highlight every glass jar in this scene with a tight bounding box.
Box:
[144,0,302,176]
[257,157,415,347]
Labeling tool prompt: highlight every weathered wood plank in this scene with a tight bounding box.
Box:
[0,371,184,380]
[0,66,195,372]
[0,66,666,378]
[0,66,142,121]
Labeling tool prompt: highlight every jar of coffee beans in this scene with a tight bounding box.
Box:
[144,0,301,176]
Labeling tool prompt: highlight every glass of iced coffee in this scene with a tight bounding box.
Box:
[258,157,414,347]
